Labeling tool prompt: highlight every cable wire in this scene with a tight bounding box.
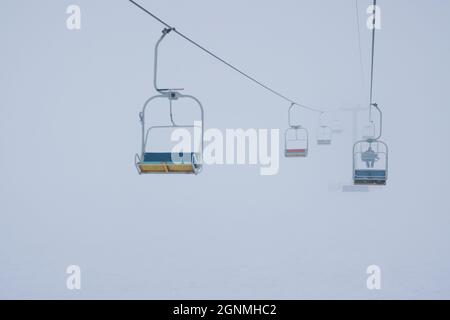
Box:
[369,0,377,121]
[128,0,336,114]
[355,0,365,100]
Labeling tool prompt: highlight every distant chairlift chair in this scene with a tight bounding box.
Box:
[285,103,309,157]
[317,112,332,145]
[353,104,388,185]
[317,125,332,145]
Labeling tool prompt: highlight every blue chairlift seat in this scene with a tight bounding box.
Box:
[354,169,387,185]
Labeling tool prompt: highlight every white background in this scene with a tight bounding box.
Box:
[0,0,449,299]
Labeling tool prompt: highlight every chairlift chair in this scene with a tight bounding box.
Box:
[285,126,309,157]
[135,93,204,175]
[353,139,388,185]
[353,104,388,185]
[317,113,332,145]
[135,28,205,175]
[352,4,389,185]
[285,104,309,157]
[317,125,332,145]
[332,119,343,134]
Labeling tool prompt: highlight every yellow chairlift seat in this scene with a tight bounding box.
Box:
[137,152,201,174]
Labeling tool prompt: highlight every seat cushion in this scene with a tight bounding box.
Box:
[138,163,195,173]
[143,152,194,164]
[285,149,307,157]
[355,170,386,179]
[138,152,201,174]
